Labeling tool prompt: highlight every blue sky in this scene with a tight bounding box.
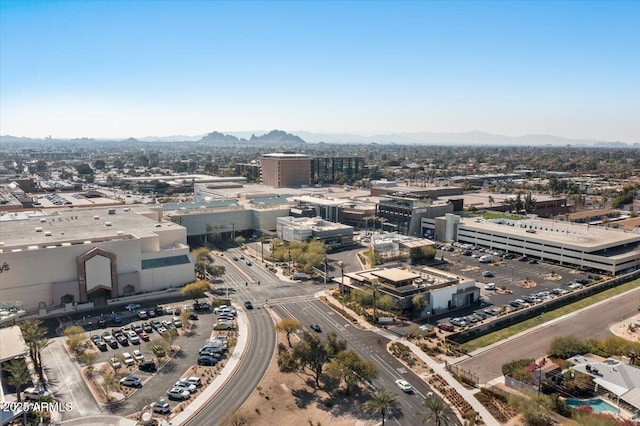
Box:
[1,0,639,141]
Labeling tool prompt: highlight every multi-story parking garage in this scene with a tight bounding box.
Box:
[422,214,640,276]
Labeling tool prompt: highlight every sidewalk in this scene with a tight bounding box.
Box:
[320,290,500,426]
[170,303,249,424]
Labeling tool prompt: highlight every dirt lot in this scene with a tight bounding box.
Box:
[228,334,377,426]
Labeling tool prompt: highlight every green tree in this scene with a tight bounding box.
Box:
[274,318,302,348]
[377,294,395,312]
[79,351,100,377]
[102,372,117,402]
[149,337,170,360]
[20,320,50,382]
[363,390,399,426]
[181,280,210,302]
[281,331,347,387]
[326,349,378,395]
[234,236,246,245]
[94,159,106,170]
[549,335,589,359]
[412,293,428,318]
[422,395,455,426]
[64,326,87,355]
[3,359,31,403]
[524,192,537,214]
[75,163,94,175]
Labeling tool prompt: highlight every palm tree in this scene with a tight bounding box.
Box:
[4,359,31,403]
[20,319,49,382]
[4,358,31,425]
[488,195,495,207]
[422,395,455,426]
[363,390,399,426]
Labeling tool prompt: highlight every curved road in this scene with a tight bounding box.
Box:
[185,255,277,425]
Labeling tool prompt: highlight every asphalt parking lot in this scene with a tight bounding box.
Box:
[436,249,597,323]
[56,302,231,418]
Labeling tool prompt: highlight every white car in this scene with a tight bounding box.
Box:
[127,331,140,345]
[181,376,202,387]
[132,349,144,362]
[167,387,190,401]
[174,380,197,393]
[122,352,135,366]
[151,399,171,414]
[395,379,413,393]
[119,375,142,387]
[484,283,496,290]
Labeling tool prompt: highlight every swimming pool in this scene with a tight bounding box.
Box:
[565,398,618,413]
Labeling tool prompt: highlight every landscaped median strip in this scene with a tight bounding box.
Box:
[462,278,640,353]
[169,305,249,424]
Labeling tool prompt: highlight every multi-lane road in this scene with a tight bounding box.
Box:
[275,298,433,425]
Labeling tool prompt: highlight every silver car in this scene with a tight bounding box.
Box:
[167,387,190,401]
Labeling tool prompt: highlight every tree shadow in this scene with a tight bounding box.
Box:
[104,400,126,414]
[291,386,317,409]
[158,362,176,374]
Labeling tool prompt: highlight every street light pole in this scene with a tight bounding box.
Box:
[324,254,328,293]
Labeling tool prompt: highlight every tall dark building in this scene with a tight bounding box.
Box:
[310,156,364,185]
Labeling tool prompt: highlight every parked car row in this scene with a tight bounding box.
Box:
[213,305,237,330]
[166,375,203,401]
[197,334,229,366]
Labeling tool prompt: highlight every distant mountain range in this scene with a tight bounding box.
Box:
[1,130,636,146]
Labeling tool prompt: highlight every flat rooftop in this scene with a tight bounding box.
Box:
[460,216,640,251]
[0,326,28,362]
[0,208,177,250]
[372,268,420,282]
[195,183,370,204]
[441,191,560,207]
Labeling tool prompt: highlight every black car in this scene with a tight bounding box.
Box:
[109,340,119,349]
[138,361,157,372]
[97,318,107,328]
[529,259,538,264]
[155,307,164,316]
[244,300,253,310]
[197,355,218,366]
[189,312,198,320]
[310,324,322,332]
[575,278,591,285]
[117,335,129,346]
[193,302,211,312]
[95,340,108,351]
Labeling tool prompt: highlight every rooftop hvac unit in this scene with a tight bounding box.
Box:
[40,218,47,223]
[94,215,100,220]
[44,231,52,236]
[35,227,43,232]
[105,222,112,226]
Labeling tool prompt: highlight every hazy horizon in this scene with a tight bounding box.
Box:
[1,1,639,142]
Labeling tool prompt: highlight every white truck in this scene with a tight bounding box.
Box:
[479,255,494,264]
